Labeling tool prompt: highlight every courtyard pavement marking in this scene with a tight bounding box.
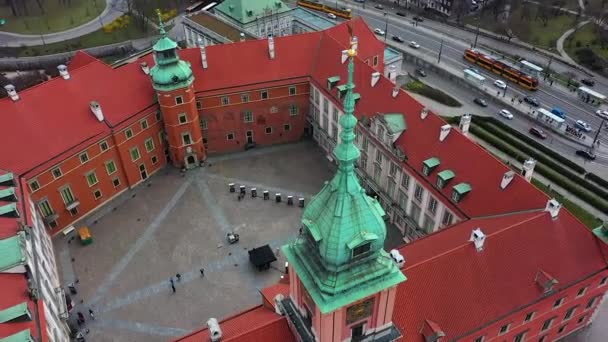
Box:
[88,177,193,306]
[206,141,310,163]
[194,175,231,235]
[93,318,190,337]
[204,172,316,199]
[95,236,292,316]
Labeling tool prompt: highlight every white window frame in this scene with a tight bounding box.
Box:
[182,132,192,146]
[178,113,188,124]
[244,111,254,123]
[51,167,63,179]
[265,127,273,134]
[289,86,296,96]
[175,96,183,105]
[125,128,133,140]
[130,147,141,161]
[105,160,117,175]
[140,119,149,130]
[93,189,103,200]
[99,140,109,152]
[145,137,155,152]
[86,171,98,187]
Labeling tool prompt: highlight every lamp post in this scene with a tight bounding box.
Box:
[473,18,480,48]
[437,39,443,64]
[384,12,388,43]
[591,119,605,154]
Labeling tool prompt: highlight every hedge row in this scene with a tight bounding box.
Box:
[404,80,462,107]
[474,116,586,174]
[585,172,608,190]
[473,119,608,201]
[470,125,608,215]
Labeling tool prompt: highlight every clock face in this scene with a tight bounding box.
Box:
[346,298,374,324]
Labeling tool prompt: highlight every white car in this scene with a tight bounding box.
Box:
[409,41,421,49]
[327,13,337,19]
[499,109,514,120]
[575,120,592,132]
[374,28,385,36]
[494,80,507,89]
[596,109,608,119]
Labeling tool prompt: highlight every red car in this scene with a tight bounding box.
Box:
[529,127,547,139]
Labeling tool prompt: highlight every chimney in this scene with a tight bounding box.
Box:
[469,228,486,252]
[140,62,150,75]
[352,36,358,52]
[392,87,399,98]
[522,158,536,182]
[4,84,19,101]
[420,108,429,120]
[239,33,245,42]
[207,318,222,342]
[371,72,381,87]
[535,269,558,293]
[439,124,451,142]
[268,36,275,60]
[341,50,348,64]
[500,170,515,189]
[57,64,70,80]
[89,101,104,122]
[459,114,472,136]
[200,44,208,69]
[273,294,285,315]
[545,198,561,219]
[389,65,397,84]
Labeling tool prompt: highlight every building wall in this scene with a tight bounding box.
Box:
[308,83,461,242]
[461,271,608,342]
[198,82,310,154]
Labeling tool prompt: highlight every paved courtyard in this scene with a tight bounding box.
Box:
[53,140,403,341]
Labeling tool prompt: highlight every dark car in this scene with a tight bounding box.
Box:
[581,78,595,87]
[374,4,384,9]
[576,150,596,160]
[413,16,424,22]
[392,36,405,43]
[416,68,427,77]
[396,12,406,17]
[524,95,540,107]
[473,98,488,107]
[529,127,547,139]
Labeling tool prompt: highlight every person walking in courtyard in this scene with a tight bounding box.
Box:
[88,309,95,320]
[170,277,176,293]
[176,273,181,281]
[77,312,85,325]
[200,268,204,277]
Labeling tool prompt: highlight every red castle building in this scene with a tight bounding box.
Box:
[1,16,608,342]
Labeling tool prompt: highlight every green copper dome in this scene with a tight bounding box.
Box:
[149,10,193,92]
[283,42,405,314]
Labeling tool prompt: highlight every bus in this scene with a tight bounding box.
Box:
[297,0,353,19]
[463,49,539,91]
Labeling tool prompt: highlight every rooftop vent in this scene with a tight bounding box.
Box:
[388,65,397,84]
[140,62,150,75]
[459,114,472,136]
[500,170,515,189]
[389,249,405,268]
[239,33,245,42]
[469,228,486,252]
[522,158,536,182]
[4,84,19,102]
[268,36,275,60]
[371,72,381,87]
[421,319,445,342]
[207,318,222,342]
[199,41,208,69]
[57,64,70,80]
[392,87,399,98]
[439,124,451,142]
[273,294,285,315]
[535,269,558,293]
[89,101,104,122]
[341,50,348,64]
[545,198,561,219]
[420,108,429,120]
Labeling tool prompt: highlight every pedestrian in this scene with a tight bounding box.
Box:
[171,283,176,293]
[88,309,95,320]
[200,268,205,277]
[170,277,174,285]
[77,312,85,325]
[176,273,181,281]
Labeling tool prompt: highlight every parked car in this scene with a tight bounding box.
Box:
[327,13,337,19]
[575,120,592,132]
[473,98,488,107]
[373,28,385,36]
[374,4,384,9]
[576,150,596,160]
[523,95,540,107]
[409,41,421,49]
[494,80,507,89]
[416,68,427,77]
[499,109,514,119]
[581,78,595,87]
[529,127,547,139]
[396,12,406,17]
[413,16,424,22]
[596,110,608,119]
[392,36,405,43]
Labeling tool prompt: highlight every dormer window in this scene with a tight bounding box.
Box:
[327,76,340,90]
[377,125,385,141]
[436,170,455,189]
[422,157,440,176]
[347,231,378,259]
[337,84,347,99]
[353,93,361,105]
[353,242,371,257]
[452,183,471,202]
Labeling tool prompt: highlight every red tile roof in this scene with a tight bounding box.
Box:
[174,305,294,342]
[393,210,608,341]
[260,282,290,306]
[68,51,99,70]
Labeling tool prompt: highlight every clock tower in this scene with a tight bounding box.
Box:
[282,35,406,342]
[150,10,206,169]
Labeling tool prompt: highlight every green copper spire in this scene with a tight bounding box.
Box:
[150,9,193,92]
[283,37,406,314]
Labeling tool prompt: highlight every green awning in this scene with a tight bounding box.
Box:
[0,303,31,323]
[0,172,14,186]
[423,157,440,169]
[0,188,17,202]
[0,329,34,342]
[0,203,19,218]
[328,76,340,84]
[437,170,455,182]
[336,84,347,93]
[453,182,472,195]
[0,232,26,272]
[353,93,361,102]
[347,231,380,250]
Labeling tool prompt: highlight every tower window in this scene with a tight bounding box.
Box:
[265,127,272,134]
[221,96,230,105]
[156,111,161,121]
[178,113,188,124]
[196,101,202,110]
[289,86,296,96]
[261,90,269,99]
[175,96,183,105]
[200,119,208,130]
[182,133,192,145]
[352,243,371,257]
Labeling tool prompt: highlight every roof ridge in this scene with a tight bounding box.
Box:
[404,212,547,271]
